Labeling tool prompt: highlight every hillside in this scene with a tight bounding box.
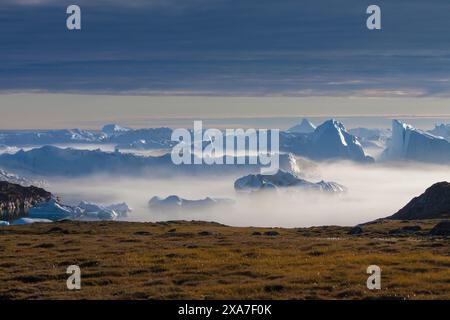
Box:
[389,182,450,220]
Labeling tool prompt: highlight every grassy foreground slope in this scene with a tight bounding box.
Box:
[0,220,449,300]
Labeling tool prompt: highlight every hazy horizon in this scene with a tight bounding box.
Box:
[1,94,450,130]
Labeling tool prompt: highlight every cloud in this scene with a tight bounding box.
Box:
[1,0,450,96]
[2,0,219,8]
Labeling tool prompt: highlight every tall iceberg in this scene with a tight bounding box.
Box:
[288,119,316,134]
[383,120,450,163]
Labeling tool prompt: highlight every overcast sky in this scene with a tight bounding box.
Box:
[1,1,450,129]
[1,0,450,96]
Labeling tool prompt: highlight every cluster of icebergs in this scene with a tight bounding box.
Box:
[149,195,235,211]
[26,199,132,222]
[0,168,45,187]
[1,118,450,223]
[234,170,346,193]
[1,199,132,225]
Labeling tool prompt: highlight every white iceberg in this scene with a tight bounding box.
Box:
[234,169,346,193]
[104,202,132,216]
[0,220,10,226]
[29,199,83,221]
[288,118,316,133]
[102,124,131,136]
[78,201,118,220]
[428,123,450,141]
[0,169,46,187]
[28,199,132,221]
[149,195,234,211]
[383,120,450,163]
[281,119,373,162]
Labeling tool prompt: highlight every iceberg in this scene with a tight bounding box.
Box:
[0,146,302,177]
[348,127,391,149]
[234,169,346,193]
[28,199,132,221]
[102,124,131,136]
[0,220,9,226]
[77,201,131,220]
[77,201,118,220]
[0,168,46,187]
[108,127,175,150]
[281,120,373,162]
[428,124,450,141]
[0,129,105,146]
[104,202,132,217]
[149,195,234,211]
[383,120,450,163]
[288,118,316,134]
[29,199,83,221]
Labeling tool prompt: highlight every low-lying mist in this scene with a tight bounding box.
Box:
[46,161,450,228]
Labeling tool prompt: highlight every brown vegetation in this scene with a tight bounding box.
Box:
[0,219,449,300]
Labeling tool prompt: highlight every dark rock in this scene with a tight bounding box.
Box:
[264,284,284,292]
[263,231,279,236]
[134,231,152,236]
[389,182,450,220]
[46,227,69,234]
[389,225,422,235]
[0,181,52,221]
[198,231,216,236]
[309,250,324,256]
[348,226,363,235]
[401,225,422,232]
[429,221,450,236]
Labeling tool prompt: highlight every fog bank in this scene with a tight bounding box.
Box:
[46,162,450,228]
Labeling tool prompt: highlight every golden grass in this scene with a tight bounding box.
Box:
[0,219,448,300]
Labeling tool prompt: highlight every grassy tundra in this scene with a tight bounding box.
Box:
[0,219,449,300]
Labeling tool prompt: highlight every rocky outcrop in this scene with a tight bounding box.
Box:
[429,221,450,236]
[389,182,450,220]
[0,181,52,221]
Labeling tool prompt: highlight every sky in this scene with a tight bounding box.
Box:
[0,94,449,130]
[1,0,450,96]
[0,0,450,128]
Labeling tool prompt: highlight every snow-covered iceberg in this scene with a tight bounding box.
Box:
[102,124,131,136]
[0,168,46,187]
[0,145,302,177]
[104,202,132,217]
[28,199,132,221]
[0,129,105,146]
[78,201,131,219]
[280,120,373,162]
[77,201,118,220]
[428,124,450,141]
[288,119,316,134]
[348,127,391,149]
[108,127,175,150]
[383,120,450,163]
[29,199,83,221]
[234,170,346,193]
[149,195,234,211]
[0,220,9,226]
